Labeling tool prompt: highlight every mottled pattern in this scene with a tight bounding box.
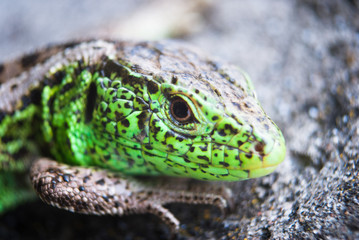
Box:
[104,41,286,180]
[0,40,285,227]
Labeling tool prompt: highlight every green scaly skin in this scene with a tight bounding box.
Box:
[0,40,285,218]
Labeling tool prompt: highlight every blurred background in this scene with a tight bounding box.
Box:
[0,0,358,239]
[0,0,301,81]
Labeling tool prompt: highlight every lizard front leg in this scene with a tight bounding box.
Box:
[30,158,233,232]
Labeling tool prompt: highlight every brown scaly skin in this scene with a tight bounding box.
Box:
[30,158,232,232]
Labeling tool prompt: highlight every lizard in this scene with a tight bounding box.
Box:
[0,39,286,232]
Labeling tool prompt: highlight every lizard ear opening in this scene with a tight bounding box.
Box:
[85,82,97,123]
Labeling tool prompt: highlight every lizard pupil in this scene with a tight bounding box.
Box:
[170,97,193,123]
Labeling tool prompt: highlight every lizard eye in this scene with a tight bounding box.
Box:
[170,97,194,123]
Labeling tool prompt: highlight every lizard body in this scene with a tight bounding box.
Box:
[0,40,285,231]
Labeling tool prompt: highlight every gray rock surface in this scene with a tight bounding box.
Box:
[0,0,358,239]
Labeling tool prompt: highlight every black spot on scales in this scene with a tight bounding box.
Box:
[19,95,32,111]
[134,97,149,109]
[108,88,116,96]
[59,82,75,94]
[214,88,221,97]
[19,88,42,109]
[164,130,176,140]
[171,76,178,84]
[137,111,148,130]
[51,180,57,189]
[52,70,66,85]
[115,111,124,120]
[184,158,191,163]
[162,87,171,97]
[102,195,110,202]
[224,124,238,134]
[198,155,210,162]
[83,176,90,183]
[0,64,4,74]
[218,129,226,137]
[175,135,185,142]
[124,101,132,109]
[123,74,145,88]
[101,120,107,129]
[95,179,105,186]
[167,144,175,152]
[29,85,43,104]
[219,162,230,167]
[102,59,126,78]
[199,145,208,151]
[121,119,130,128]
[21,52,40,68]
[85,82,97,123]
[94,204,105,212]
[62,174,70,182]
[143,151,158,157]
[111,81,121,89]
[144,144,153,150]
[148,80,159,94]
[244,102,252,108]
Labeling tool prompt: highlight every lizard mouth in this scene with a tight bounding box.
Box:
[203,137,286,181]
[245,138,286,178]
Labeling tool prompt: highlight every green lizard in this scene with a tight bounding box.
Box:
[0,40,286,231]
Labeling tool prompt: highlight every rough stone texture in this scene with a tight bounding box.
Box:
[0,0,358,239]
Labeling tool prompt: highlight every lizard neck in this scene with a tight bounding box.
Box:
[42,59,159,174]
[41,61,97,166]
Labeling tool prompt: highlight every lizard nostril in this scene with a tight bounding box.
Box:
[255,142,264,154]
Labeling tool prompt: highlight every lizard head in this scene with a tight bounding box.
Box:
[90,41,286,181]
